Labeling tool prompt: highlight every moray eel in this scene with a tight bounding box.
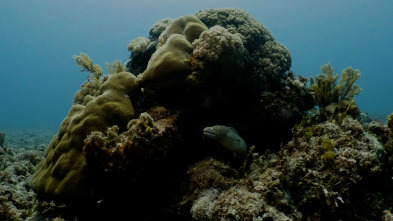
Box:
[203,125,247,158]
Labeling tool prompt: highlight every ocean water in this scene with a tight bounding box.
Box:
[0,0,392,129]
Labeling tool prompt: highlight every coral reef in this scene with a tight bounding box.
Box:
[33,8,313,207]
[184,116,393,220]
[30,7,393,221]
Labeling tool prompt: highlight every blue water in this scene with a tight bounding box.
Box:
[1,0,392,129]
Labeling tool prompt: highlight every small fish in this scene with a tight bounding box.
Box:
[203,125,247,158]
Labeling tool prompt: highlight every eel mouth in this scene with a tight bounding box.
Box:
[203,128,219,139]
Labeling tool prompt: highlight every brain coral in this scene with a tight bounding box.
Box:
[32,72,137,201]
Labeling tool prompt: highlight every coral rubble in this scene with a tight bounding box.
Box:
[0,132,47,220]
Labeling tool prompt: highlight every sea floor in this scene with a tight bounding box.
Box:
[0,128,61,221]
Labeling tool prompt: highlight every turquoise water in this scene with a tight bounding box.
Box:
[1,0,392,129]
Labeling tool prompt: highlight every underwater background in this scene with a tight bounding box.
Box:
[1,1,393,221]
[0,0,392,129]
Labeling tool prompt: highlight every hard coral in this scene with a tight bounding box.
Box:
[32,72,137,201]
[158,15,207,47]
[195,8,291,85]
[137,15,207,87]
[253,40,291,83]
[149,18,173,42]
[192,25,244,63]
[127,36,150,53]
[126,18,172,75]
[195,8,274,52]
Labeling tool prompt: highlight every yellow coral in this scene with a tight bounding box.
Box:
[73,52,104,82]
[321,150,335,161]
[319,135,335,162]
[105,60,125,75]
[321,135,334,151]
[309,63,362,109]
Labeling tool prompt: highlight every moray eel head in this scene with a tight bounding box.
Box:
[203,125,247,158]
[203,126,226,140]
